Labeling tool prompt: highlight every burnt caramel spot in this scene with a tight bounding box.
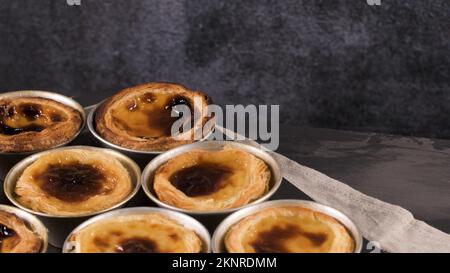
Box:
[0,225,16,245]
[0,102,66,136]
[251,224,328,253]
[7,106,16,118]
[36,162,107,202]
[20,104,42,120]
[50,113,63,122]
[115,237,159,253]
[142,93,156,103]
[0,122,45,135]
[169,233,179,241]
[127,100,138,111]
[165,95,191,111]
[93,237,110,248]
[0,104,45,135]
[169,163,232,197]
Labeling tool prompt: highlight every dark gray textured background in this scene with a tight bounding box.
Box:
[0,0,449,138]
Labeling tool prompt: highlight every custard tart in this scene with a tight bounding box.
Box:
[67,213,203,253]
[95,82,213,151]
[14,149,133,216]
[0,210,42,253]
[0,97,83,153]
[153,147,271,211]
[225,206,355,253]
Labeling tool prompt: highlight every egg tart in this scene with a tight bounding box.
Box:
[225,206,355,253]
[0,97,83,153]
[67,213,203,253]
[95,82,213,151]
[14,149,133,216]
[153,147,271,211]
[0,210,42,253]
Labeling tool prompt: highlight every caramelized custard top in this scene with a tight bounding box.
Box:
[34,162,108,202]
[0,103,67,136]
[169,163,233,197]
[251,223,328,253]
[243,215,335,253]
[0,224,16,246]
[115,237,159,253]
[111,93,192,138]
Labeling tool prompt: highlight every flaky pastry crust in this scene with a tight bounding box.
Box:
[225,206,355,253]
[0,97,82,153]
[14,149,132,216]
[153,147,271,211]
[0,210,42,253]
[95,82,213,151]
[68,213,203,253]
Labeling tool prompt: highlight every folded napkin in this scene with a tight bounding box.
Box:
[218,126,450,253]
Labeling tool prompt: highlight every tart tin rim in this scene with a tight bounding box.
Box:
[87,100,215,155]
[211,199,363,253]
[62,206,212,253]
[0,204,49,253]
[141,140,283,215]
[3,145,142,219]
[0,90,86,155]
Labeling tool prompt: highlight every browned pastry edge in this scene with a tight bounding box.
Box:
[225,206,355,253]
[0,97,83,153]
[67,213,203,253]
[95,82,214,151]
[0,210,42,253]
[153,148,271,211]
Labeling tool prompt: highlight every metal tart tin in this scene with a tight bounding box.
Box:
[0,204,48,253]
[62,206,211,253]
[141,141,282,231]
[0,90,86,183]
[212,199,363,253]
[86,101,214,167]
[3,146,141,248]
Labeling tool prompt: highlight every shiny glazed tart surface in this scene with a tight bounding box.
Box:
[67,213,203,253]
[14,149,133,216]
[0,210,42,253]
[0,97,82,152]
[153,147,271,211]
[95,82,213,151]
[225,206,355,253]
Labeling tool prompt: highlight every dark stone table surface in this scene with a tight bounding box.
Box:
[1,125,449,252]
[275,125,450,235]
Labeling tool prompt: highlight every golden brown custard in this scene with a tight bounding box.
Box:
[153,148,271,211]
[0,211,42,253]
[33,162,108,203]
[245,216,334,253]
[15,149,133,216]
[225,206,355,253]
[67,213,203,253]
[110,92,192,138]
[169,163,232,197]
[0,103,67,135]
[0,97,82,153]
[94,82,213,151]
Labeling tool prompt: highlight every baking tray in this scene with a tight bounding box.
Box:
[0,104,371,253]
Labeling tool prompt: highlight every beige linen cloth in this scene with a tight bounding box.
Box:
[217,126,450,253]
